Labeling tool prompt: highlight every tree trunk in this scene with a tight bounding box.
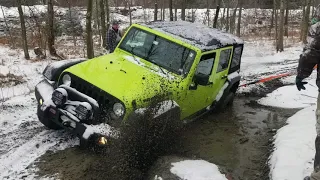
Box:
[226,0,230,32]
[169,0,173,21]
[17,0,30,60]
[1,6,14,48]
[302,0,311,43]
[270,2,274,37]
[277,0,284,52]
[105,0,110,31]
[207,0,210,26]
[274,0,278,49]
[86,0,94,59]
[47,0,56,56]
[129,0,132,25]
[284,0,289,37]
[236,0,242,37]
[213,5,221,28]
[221,0,226,27]
[300,1,306,41]
[154,2,158,21]
[95,0,101,45]
[181,0,186,20]
[100,0,107,48]
[230,2,238,33]
[175,7,177,21]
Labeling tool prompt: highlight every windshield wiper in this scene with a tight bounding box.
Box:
[129,46,141,65]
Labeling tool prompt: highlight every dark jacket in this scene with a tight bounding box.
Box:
[107,28,121,53]
[297,21,320,88]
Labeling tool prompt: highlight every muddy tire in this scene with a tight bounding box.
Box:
[37,106,62,130]
[214,92,235,112]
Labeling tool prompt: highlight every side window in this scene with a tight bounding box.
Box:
[231,46,243,69]
[196,53,215,75]
[217,49,232,73]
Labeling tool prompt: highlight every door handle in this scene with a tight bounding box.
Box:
[221,75,228,79]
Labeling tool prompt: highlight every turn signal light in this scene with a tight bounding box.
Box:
[98,136,107,145]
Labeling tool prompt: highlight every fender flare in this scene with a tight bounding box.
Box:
[43,58,87,81]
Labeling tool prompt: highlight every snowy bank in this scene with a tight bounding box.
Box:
[170,160,227,180]
[257,76,318,180]
[269,106,316,180]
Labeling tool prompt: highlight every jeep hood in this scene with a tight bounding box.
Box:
[65,53,182,106]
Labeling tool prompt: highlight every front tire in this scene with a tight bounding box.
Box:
[37,106,62,130]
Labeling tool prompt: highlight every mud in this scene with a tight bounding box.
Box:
[34,94,299,180]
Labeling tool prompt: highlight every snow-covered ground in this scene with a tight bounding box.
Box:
[170,160,227,180]
[258,72,318,180]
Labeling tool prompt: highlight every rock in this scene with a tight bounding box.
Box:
[0,65,9,77]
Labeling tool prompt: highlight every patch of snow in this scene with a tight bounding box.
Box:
[269,106,316,180]
[258,77,318,109]
[0,94,77,180]
[82,123,119,139]
[0,65,9,77]
[170,160,227,180]
[123,55,144,65]
[216,82,229,102]
[154,175,163,180]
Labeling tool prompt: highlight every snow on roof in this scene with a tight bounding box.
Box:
[144,21,244,51]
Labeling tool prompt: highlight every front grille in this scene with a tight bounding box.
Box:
[62,74,122,123]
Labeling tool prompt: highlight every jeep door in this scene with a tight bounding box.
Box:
[211,46,234,101]
[182,46,233,119]
[182,51,217,119]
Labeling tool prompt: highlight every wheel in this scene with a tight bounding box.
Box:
[37,106,62,130]
[214,92,235,112]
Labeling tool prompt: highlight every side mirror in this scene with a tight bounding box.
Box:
[194,73,210,86]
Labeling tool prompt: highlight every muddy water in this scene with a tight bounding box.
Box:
[176,98,298,180]
[35,97,299,180]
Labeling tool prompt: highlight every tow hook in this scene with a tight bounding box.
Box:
[62,121,71,127]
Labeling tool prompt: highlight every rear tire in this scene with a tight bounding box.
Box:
[37,106,62,130]
[214,91,235,112]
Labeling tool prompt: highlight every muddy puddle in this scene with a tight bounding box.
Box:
[35,97,299,180]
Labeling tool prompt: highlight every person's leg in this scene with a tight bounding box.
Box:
[310,92,320,179]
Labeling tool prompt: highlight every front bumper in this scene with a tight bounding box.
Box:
[35,79,113,145]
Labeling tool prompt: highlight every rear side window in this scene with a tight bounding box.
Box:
[231,46,243,69]
[217,49,232,73]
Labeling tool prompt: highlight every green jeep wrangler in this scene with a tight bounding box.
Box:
[35,21,244,146]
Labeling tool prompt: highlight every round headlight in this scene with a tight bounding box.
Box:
[113,103,125,117]
[62,74,71,86]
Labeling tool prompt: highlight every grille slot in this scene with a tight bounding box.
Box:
[68,74,112,109]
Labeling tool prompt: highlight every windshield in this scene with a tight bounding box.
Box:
[119,27,196,76]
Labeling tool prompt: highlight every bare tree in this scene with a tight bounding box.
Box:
[226,0,230,32]
[230,1,238,33]
[302,0,311,43]
[274,0,278,47]
[100,0,107,48]
[47,0,56,56]
[277,0,284,52]
[106,0,110,31]
[169,0,173,21]
[1,6,14,48]
[129,0,132,25]
[236,0,243,36]
[284,0,289,37]
[213,0,222,28]
[154,2,158,21]
[181,0,186,20]
[17,0,30,60]
[86,0,94,58]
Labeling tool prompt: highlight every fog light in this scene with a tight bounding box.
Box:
[98,136,107,145]
[52,88,68,106]
[39,98,43,105]
[75,102,92,121]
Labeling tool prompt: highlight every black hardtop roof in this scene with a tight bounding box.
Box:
[142,21,244,52]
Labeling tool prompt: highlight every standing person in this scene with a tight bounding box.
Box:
[107,21,122,53]
[298,5,320,180]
